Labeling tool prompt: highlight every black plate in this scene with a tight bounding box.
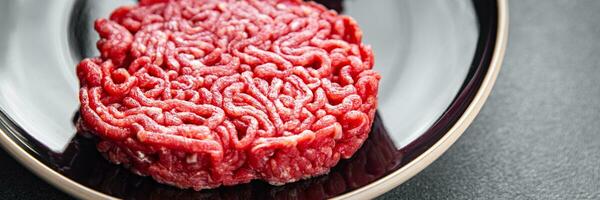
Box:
[0,0,504,199]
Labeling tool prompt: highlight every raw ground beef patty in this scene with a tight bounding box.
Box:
[76,0,380,190]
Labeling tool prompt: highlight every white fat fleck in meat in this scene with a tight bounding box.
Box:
[135,151,152,163]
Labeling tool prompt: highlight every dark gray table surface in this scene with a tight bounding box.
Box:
[2,1,600,199]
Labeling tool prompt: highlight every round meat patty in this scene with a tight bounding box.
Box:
[76,0,380,190]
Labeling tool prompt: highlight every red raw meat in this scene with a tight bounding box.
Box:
[76,0,379,190]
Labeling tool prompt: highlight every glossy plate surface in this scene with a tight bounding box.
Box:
[0,0,506,199]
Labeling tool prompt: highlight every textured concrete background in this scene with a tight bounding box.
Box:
[2,1,600,199]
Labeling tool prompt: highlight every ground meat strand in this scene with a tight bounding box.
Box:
[77,0,379,190]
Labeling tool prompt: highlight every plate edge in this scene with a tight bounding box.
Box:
[0,122,117,199]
